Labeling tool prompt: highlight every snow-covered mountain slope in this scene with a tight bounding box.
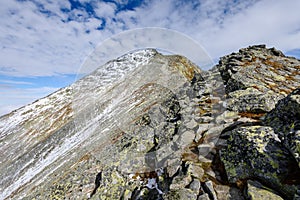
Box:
[0,49,212,199]
[0,49,158,198]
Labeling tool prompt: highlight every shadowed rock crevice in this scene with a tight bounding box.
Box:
[90,171,102,198]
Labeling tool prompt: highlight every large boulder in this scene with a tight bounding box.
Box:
[264,88,300,168]
[219,125,298,199]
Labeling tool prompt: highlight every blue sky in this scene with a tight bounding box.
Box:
[1,0,300,115]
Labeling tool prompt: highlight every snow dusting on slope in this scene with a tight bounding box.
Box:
[0,49,158,199]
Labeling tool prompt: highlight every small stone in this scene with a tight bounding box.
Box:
[170,174,192,190]
[139,187,161,199]
[198,116,214,123]
[198,155,212,166]
[197,193,210,200]
[123,189,132,200]
[195,124,215,142]
[198,144,213,157]
[205,169,216,180]
[164,189,197,200]
[166,158,181,177]
[186,119,198,129]
[204,124,228,144]
[214,185,230,200]
[203,181,217,200]
[187,164,205,180]
[178,130,195,147]
[189,179,201,194]
[215,111,239,124]
[214,185,244,200]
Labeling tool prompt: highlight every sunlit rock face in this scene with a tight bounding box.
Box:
[0,45,300,200]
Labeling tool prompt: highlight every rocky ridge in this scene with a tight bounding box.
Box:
[0,45,299,199]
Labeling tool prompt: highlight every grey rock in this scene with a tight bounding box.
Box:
[164,188,197,200]
[219,125,298,199]
[203,180,218,200]
[217,44,300,118]
[198,193,210,200]
[214,185,244,200]
[198,144,213,157]
[178,130,195,147]
[189,179,201,194]
[166,158,181,177]
[195,123,215,143]
[186,119,198,129]
[227,87,281,113]
[187,164,205,180]
[264,88,300,167]
[170,174,192,190]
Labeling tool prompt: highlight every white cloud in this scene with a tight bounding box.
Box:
[1,0,300,77]
[94,1,116,18]
[198,0,300,57]
[0,0,109,76]
[1,0,300,114]
[111,0,300,58]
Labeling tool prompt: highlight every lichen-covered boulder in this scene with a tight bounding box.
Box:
[264,88,300,168]
[219,125,298,199]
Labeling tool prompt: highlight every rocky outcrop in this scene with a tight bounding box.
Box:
[0,45,300,200]
[219,125,297,198]
[218,44,300,115]
[216,45,300,200]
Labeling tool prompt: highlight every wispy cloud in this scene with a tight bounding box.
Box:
[0,0,300,115]
[1,0,300,77]
[0,79,33,85]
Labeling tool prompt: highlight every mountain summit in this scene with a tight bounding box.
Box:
[0,45,300,199]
